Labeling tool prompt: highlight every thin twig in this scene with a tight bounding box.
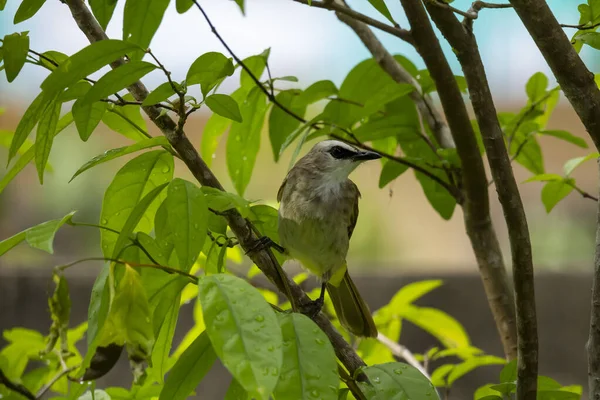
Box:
[560,21,600,30]
[36,366,78,399]
[100,98,175,111]
[292,0,413,44]
[427,0,512,20]
[377,333,431,379]
[568,182,599,202]
[0,368,35,400]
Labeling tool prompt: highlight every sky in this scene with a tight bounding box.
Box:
[0,0,597,105]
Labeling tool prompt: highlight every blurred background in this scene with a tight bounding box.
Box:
[1,0,599,398]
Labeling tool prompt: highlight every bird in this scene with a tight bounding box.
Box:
[275,139,380,338]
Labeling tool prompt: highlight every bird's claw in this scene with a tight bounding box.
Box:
[246,236,285,255]
[300,297,324,319]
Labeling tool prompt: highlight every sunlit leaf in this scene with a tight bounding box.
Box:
[389,280,442,307]
[524,173,563,183]
[399,306,470,348]
[273,313,338,400]
[100,150,173,258]
[8,91,45,162]
[541,179,575,213]
[72,98,107,141]
[159,331,217,400]
[563,152,599,176]
[123,0,170,60]
[2,32,29,82]
[71,136,169,181]
[102,95,149,141]
[268,89,306,161]
[201,186,251,218]
[14,0,47,23]
[540,130,588,148]
[83,61,157,104]
[34,98,61,183]
[198,274,283,399]
[579,31,600,49]
[206,93,243,122]
[525,72,548,102]
[446,355,506,385]
[165,178,209,271]
[25,211,76,254]
[142,82,176,106]
[298,80,338,105]
[240,52,268,91]
[187,52,235,97]
[226,87,268,196]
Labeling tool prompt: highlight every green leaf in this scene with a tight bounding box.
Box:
[2,32,29,82]
[225,379,249,400]
[234,0,245,13]
[499,359,517,383]
[541,179,575,213]
[25,211,76,254]
[0,0,5,10]
[202,186,252,218]
[240,52,268,91]
[159,331,217,400]
[71,136,169,181]
[186,52,235,97]
[579,31,600,49]
[389,280,442,307]
[298,80,338,105]
[474,385,503,400]
[60,81,92,102]
[34,98,61,183]
[83,61,157,104]
[198,274,283,399]
[1,112,73,194]
[379,160,409,188]
[201,112,231,167]
[358,362,439,399]
[367,0,395,24]
[150,295,180,383]
[273,75,298,82]
[165,178,209,271]
[41,40,140,95]
[510,123,544,175]
[0,230,27,257]
[247,205,285,265]
[37,50,68,71]
[142,82,176,106]
[400,306,470,348]
[176,0,194,13]
[446,355,506,385]
[354,115,420,142]
[110,265,155,358]
[540,130,588,148]
[524,173,563,183]
[90,0,118,30]
[269,90,307,161]
[112,182,169,259]
[362,83,413,116]
[79,390,111,400]
[123,0,169,60]
[100,150,173,258]
[525,72,548,102]
[273,313,338,400]
[205,94,243,122]
[226,87,268,196]
[72,98,108,141]
[8,91,46,162]
[14,0,47,23]
[563,152,599,175]
[102,94,149,141]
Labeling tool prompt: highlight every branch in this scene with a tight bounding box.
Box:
[377,333,430,379]
[62,0,366,377]
[424,3,536,396]
[292,0,413,43]
[36,366,78,399]
[0,368,35,400]
[425,0,512,21]
[560,21,600,30]
[400,0,518,360]
[568,182,599,202]
[588,159,600,398]
[508,0,600,151]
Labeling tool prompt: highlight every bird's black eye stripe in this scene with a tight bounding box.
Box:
[328,146,356,159]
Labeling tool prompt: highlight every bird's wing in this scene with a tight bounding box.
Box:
[277,175,288,203]
[347,181,361,239]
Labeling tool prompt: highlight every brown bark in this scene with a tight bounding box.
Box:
[588,159,600,399]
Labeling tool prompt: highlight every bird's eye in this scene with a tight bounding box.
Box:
[329,146,354,159]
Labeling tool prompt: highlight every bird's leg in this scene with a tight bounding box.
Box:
[245,236,286,255]
[301,282,326,319]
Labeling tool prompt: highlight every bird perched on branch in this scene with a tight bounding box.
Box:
[276,139,380,338]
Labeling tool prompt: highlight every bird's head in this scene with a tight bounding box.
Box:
[301,140,381,181]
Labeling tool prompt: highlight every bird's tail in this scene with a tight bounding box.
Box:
[326,271,378,338]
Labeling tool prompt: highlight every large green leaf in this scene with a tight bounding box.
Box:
[563,152,599,176]
[379,160,409,188]
[123,0,170,60]
[72,98,107,142]
[509,123,544,174]
[34,97,61,183]
[102,94,149,141]
[226,87,268,195]
[298,80,338,105]
[24,211,76,254]
[1,112,73,194]
[2,32,29,82]
[176,0,194,13]
[541,179,575,213]
[389,280,443,307]
[159,331,217,400]
[525,72,548,102]
[198,274,283,399]
[201,111,230,167]
[99,150,173,258]
[269,89,306,161]
[83,61,157,104]
[8,91,45,162]
[240,52,268,91]
[165,178,209,271]
[70,136,169,181]
[90,0,118,30]
[14,0,46,23]
[205,94,242,122]
[186,52,235,97]
[112,182,169,259]
[358,362,439,399]
[579,31,600,50]
[273,313,338,400]
[41,40,140,95]
[540,130,588,148]
[400,306,469,348]
[202,186,251,218]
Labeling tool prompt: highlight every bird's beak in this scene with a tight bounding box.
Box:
[352,150,382,161]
